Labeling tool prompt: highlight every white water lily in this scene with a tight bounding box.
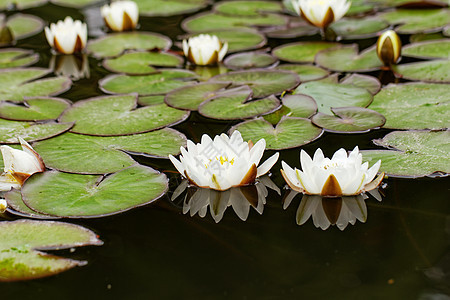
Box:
[0,137,45,192]
[169,131,279,191]
[281,147,383,196]
[45,16,87,54]
[182,34,228,66]
[101,0,139,32]
[291,0,351,29]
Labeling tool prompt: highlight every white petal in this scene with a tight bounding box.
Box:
[256,152,279,177]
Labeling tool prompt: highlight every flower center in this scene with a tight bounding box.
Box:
[204,156,235,169]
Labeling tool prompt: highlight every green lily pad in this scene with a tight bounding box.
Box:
[87,32,172,58]
[210,69,300,98]
[0,68,71,103]
[103,51,183,75]
[368,83,450,130]
[392,60,450,83]
[191,29,266,52]
[99,69,197,96]
[59,94,190,136]
[198,86,280,120]
[361,130,450,177]
[165,82,230,111]
[402,39,450,59]
[229,117,323,150]
[5,14,45,40]
[330,17,389,39]
[0,0,46,10]
[261,18,318,39]
[33,129,186,174]
[381,9,450,34]
[135,0,209,16]
[311,107,386,133]
[224,52,278,70]
[410,32,446,43]
[213,0,282,16]
[272,42,339,63]
[276,64,330,82]
[263,94,317,125]
[340,73,381,95]
[50,0,100,7]
[5,189,57,219]
[346,0,374,15]
[138,95,165,106]
[0,97,71,121]
[0,48,38,68]
[22,165,168,218]
[0,219,102,282]
[0,119,73,143]
[315,44,383,72]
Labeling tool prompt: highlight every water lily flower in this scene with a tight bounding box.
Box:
[0,199,6,213]
[291,0,351,29]
[281,147,383,197]
[182,34,228,66]
[44,16,87,54]
[0,137,45,192]
[169,131,279,191]
[101,0,139,32]
[376,30,402,66]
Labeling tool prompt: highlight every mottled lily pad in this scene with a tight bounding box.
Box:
[0,0,46,10]
[381,9,450,34]
[402,39,450,59]
[22,165,168,218]
[229,117,323,150]
[263,94,317,125]
[135,0,209,16]
[224,52,278,70]
[0,220,102,282]
[6,14,45,39]
[272,42,339,63]
[0,97,71,121]
[0,119,73,143]
[330,17,389,39]
[87,32,172,58]
[276,64,329,82]
[33,129,186,174]
[393,60,450,83]
[5,189,57,219]
[59,94,190,136]
[0,48,38,68]
[368,83,450,130]
[362,130,450,177]
[213,0,282,16]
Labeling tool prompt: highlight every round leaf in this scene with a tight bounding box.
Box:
[5,189,57,219]
[381,9,450,34]
[6,14,45,39]
[340,73,381,95]
[0,0,46,10]
[0,48,38,69]
[195,29,267,52]
[224,51,277,70]
[392,60,450,83]
[263,94,317,125]
[402,39,450,59]
[330,17,389,39]
[213,0,282,16]
[135,0,208,16]
[276,64,329,82]
[0,97,71,121]
[0,119,73,143]
[138,95,165,106]
[272,42,339,63]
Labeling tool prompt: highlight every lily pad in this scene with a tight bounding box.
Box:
[224,52,278,70]
[315,44,383,72]
[99,69,197,96]
[330,17,389,39]
[210,69,300,98]
[368,82,450,130]
[87,32,172,58]
[33,129,186,174]
[138,95,165,106]
[263,94,317,125]
[0,48,38,68]
[22,165,168,218]
[5,189,57,219]
[229,117,323,150]
[135,0,209,16]
[198,86,280,120]
[0,97,71,121]
[103,51,184,75]
[361,130,450,177]
[272,42,339,63]
[276,64,330,82]
[0,119,73,143]
[0,0,46,10]
[50,0,100,7]
[393,60,450,83]
[5,14,45,40]
[0,220,102,282]
[191,29,267,52]
[311,107,386,133]
[261,18,318,39]
[410,32,446,43]
[381,9,450,34]
[213,0,282,16]
[59,94,190,136]
[340,73,381,95]
[402,39,450,59]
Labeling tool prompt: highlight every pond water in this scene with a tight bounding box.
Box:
[1,1,450,299]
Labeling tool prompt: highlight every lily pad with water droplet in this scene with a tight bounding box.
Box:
[0,48,38,69]
[224,52,278,70]
[272,42,339,63]
[381,9,450,34]
[263,94,317,125]
[0,119,73,144]
[87,32,172,58]
[135,0,209,16]
[392,60,450,83]
[213,0,283,16]
[32,129,186,174]
[0,0,47,9]
[22,165,168,218]
[0,219,102,282]
[229,117,323,150]
[5,189,57,219]
[340,73,381,95]
[361,130,450,177]
[0,97,70,121]
[368,82,450,130]
[5,14,45,39]
[276,64,330,82]
[402,39,450,59]
[59,94,190,136]
[330,17,389,39]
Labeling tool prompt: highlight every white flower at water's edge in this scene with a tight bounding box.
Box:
[182,34,228,66]
[281,147,383,196]
[101,0,139,32]
[291,0,351,29]
[0,137,45,192]
[45,16,87,55]
[169,131,279,191]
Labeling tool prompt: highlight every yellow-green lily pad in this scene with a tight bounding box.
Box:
[0,0,46,9]
[330,17,389,39]
[381,9,450,34]
[402,39,450,59]
[224,51,278,70]
[50,0,100,7]
[276,64,330,82]
[263,94,317,125]
[5,189,57,219]
[0,97,70,121]
[192,29,267,52]
[135,0,209,16]
[138,95,165,106]
[5,14,45,39]
[0,119,73,143]
[213,0,282,16]
[392,60,450,83]
[272,42,339,63]
[0,48,38,68]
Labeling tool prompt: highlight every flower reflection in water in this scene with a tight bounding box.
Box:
[49,54,90,81]
[172,176,280,223]
[283,189,383,230]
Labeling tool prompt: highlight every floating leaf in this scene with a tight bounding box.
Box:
[0,97,70,121]
[138,95,165,106]
[224,52,277,70]
[272,42,339,63]
[393,60,450,83]
[213,0,282,16]
[135,0,208,16]
[330,17,389,39]
[6,14,45,39]
[402,39,450,59]
[33,129,186,174]
[229,117,323,150]
[362,130,450,177]
[261,18,318,39]
[276,64,329,82]
[22,165,168,218]
[0,48,38,68]
[193,29,266,52]
[0,0,46,10]
[0,119,73,143]
[50,0,100,8]
[368,83,450,130]
[0,219,102,282]
[340,73,381,95]
[410,32,446,43]
[59,94,189,136]
[5,189,56,219]
[263,94,317,125]
[381,9,450,34]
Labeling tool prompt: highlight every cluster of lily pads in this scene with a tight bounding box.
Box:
[0,0,449,282]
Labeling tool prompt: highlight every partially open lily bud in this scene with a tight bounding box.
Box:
[101,0,139,32]
[182,34,228,66]
[291,0,351,29]
[376,30,402,66]
[44,17,87,54]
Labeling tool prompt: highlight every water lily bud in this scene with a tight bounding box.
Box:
[0,24,13,45]
[182,34,228,66]
[101,1,139,32]
[44,16,87,54]
[0,199,6,213]
[377,30,402,65]
[291,0,351,29]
